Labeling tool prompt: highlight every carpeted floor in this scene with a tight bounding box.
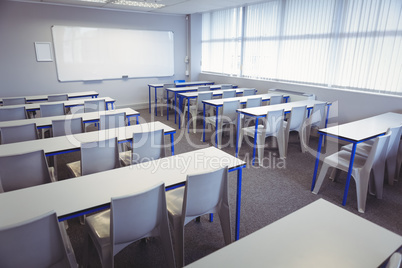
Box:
[59,107,402,267]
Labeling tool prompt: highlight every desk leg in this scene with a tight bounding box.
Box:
[170,133,175,156]
[174,93,177,124]
[236,112,241,157]
[148,86,151,114]
[215,106,219,148]
[252,118,259,166]
[187,98,191,133]
[311,133,324,191]
[343,143,356,206]
[203,103,206,142]
[235,167,243,241]
[178,96,182,129]
[167,91,170,121]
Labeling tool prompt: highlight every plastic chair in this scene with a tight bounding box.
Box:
[341,125,402,187]
[166,166,231,268]
[0,123,38,144]
[242,88,256,96]
[386,252,402,268]
[197,85,210,92]
[222,89,236,99]
[0,150,55,193]
[84,99,106,113]
[269,95,283,105]
[220,84,232,89]
[312,132,391,213]
[242,96,263,127]
[181,92,213,133]
[238,109,285,162]
[158,83,175,116]
[52,117,85,137]
[0,106,28,121]
[205,100,240,149]
[40,103,66,117]
[84,182,175,268]
[66,137,120,178]
[0,211,77,267]
[306,102,326,144]
[2,97,26,106]
[48,94,68,102]
[120,129,166,166]
[283,105,307,156]
[99,112,126,130]
[397,139,402,182]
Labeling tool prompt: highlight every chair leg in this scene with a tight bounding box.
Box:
[218,205,232,245]
[386,159,396,186]
[277,130,286,159]
[257,134,265,166]
[354,173,369,213]
[159,220,176,268]
[328,168,340,182]
[237,130,244,153]
[312,163,330,194]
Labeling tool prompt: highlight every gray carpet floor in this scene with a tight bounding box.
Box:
[59,107,402,267]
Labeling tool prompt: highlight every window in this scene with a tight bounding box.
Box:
[201,0,402,95]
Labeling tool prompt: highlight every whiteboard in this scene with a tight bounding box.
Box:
[51,25,174,82]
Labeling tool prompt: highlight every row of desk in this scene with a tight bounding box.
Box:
[0,90,99,105]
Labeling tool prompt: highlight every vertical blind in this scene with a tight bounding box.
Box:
[201,0,402,95]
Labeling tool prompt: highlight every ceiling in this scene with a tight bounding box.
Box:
[12,0,265,15]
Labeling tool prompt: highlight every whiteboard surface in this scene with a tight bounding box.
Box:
[52,25,174,82]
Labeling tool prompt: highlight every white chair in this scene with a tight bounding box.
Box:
[242,88,256,96]
[166,166,231,268]
[0,211,77,267]
[158,83,175,116]
[241,96,263,127]
[197,85,210,92]
[0,150,55,193]
[205,100,240,149]
[48,94,68,102]
[99,112,126,130]
[66,137,120,178]
[238,109,285,163]
[268,95,283,105]
[0,123,38,144]
[40,103,66,117]
[0,106,28,121]
[120,129,166,166]
[84,99,106,113]
[181,92,213,133]
[284,105,307,156]
[2,97,26,106]
[340,125,402,187]
[312,132,391,213]
[386,252,402,268]
[220,84,232,89]
[222,89,236,98]
[306,102,326,144]
[52,117,85,137]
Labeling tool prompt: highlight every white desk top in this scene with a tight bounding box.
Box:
[166,84,236,92]
[319,112,402,142]
[186,199,402,268]
[148,81,215,87]
[0,121,174,157]
[237,99,328,117]
[203,93,285,107]
[179,88,252,98]
[0,108,140,129]
[0,97,115,111]
[0,91,99,103]
[0,147,245,228]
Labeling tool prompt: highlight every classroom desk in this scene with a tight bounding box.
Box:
[166,84,239,123]
[179,88,258,131]
[0,108,140,130]
[202,93,291,146]
[0,147,246,241]
[0,121,176,157]
[185,199,402,268]
[236,100,330,165]
[148,81,215,114]
[0,91,99,105]
[0,97,116,116]
[311,112,402,206]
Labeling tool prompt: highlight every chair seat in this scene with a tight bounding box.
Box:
[324,150,367,172]
[242,125,278,137]
[119,151,131,166]
[165,187,185,217]
[66,161,81,177]
[341,142,372,157]
[86,210,111,241]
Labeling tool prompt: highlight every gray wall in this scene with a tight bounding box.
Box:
[0,1,188,108]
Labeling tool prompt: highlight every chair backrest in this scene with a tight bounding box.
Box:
[0,123,38,144]
[0,150,52,192]
[310,102,326,127]
[246,96,263,108]
[222,100,240,123]
[40,103,66,117]
[111,182,169,256]
[264,109,284,135]
[243,88,256,96]
[222,89,236,99]
[0,107,28,121]
[132,129,165,164]
[220,84,232,90]
[84,99,106,113]
[0,211,74,267]
[196,92,213,111]
[163,83,175,99]
[384,125,402,162]
[182,166,229,225]
[287,105,307,131]
[2,97,26,106]
[99,112,126,130]
[52,117,84,137]
[269,95,283,105]
[81,137,120,176]
[197,86,210,92]
[48,94,68,102]
[364,132,391,172]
